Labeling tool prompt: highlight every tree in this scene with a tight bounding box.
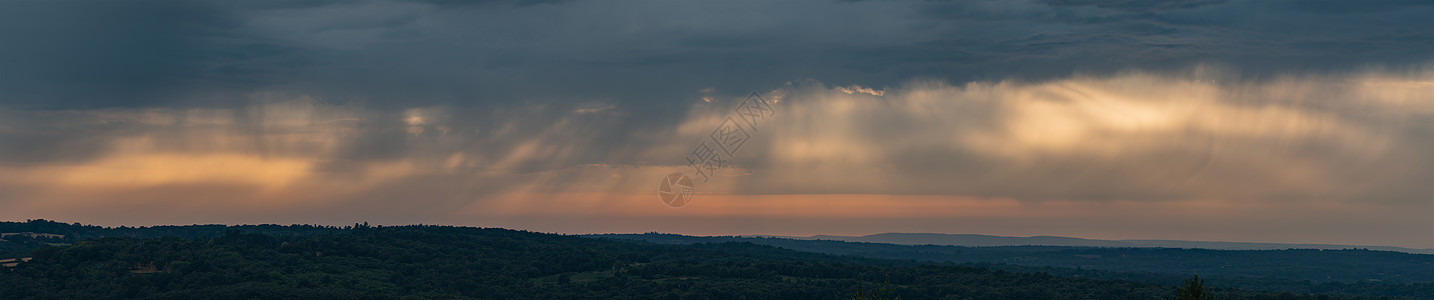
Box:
[1171,275,1217,300]
[852,275,901,300]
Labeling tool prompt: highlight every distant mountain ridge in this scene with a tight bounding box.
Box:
[762,233,1434,254]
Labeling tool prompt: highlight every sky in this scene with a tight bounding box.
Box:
[2,0,1433,249]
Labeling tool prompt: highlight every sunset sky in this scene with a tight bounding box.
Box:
[2,0,1432,249]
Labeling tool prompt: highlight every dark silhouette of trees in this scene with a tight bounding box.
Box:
[1,221,1413,299]
[1172,275,1217,300]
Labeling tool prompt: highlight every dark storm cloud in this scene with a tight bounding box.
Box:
[1,0,1432,168]
[0,0,1422,106]
[6,0,1431,110]
[0,1,326,109]
[884,0,1434,80]
[3,0,1433,173]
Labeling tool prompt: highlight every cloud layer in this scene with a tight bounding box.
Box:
[2,0,1433,248]
[4,67,1433,247]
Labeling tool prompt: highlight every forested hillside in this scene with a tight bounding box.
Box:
[0,221,1360,299]
[595,233,1434,298]
[0,219,344,258]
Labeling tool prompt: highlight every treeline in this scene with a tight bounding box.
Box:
[594,233,1434,299]
[0,224,1362,299]
[1,219,347,242]
[1,219,356,258]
